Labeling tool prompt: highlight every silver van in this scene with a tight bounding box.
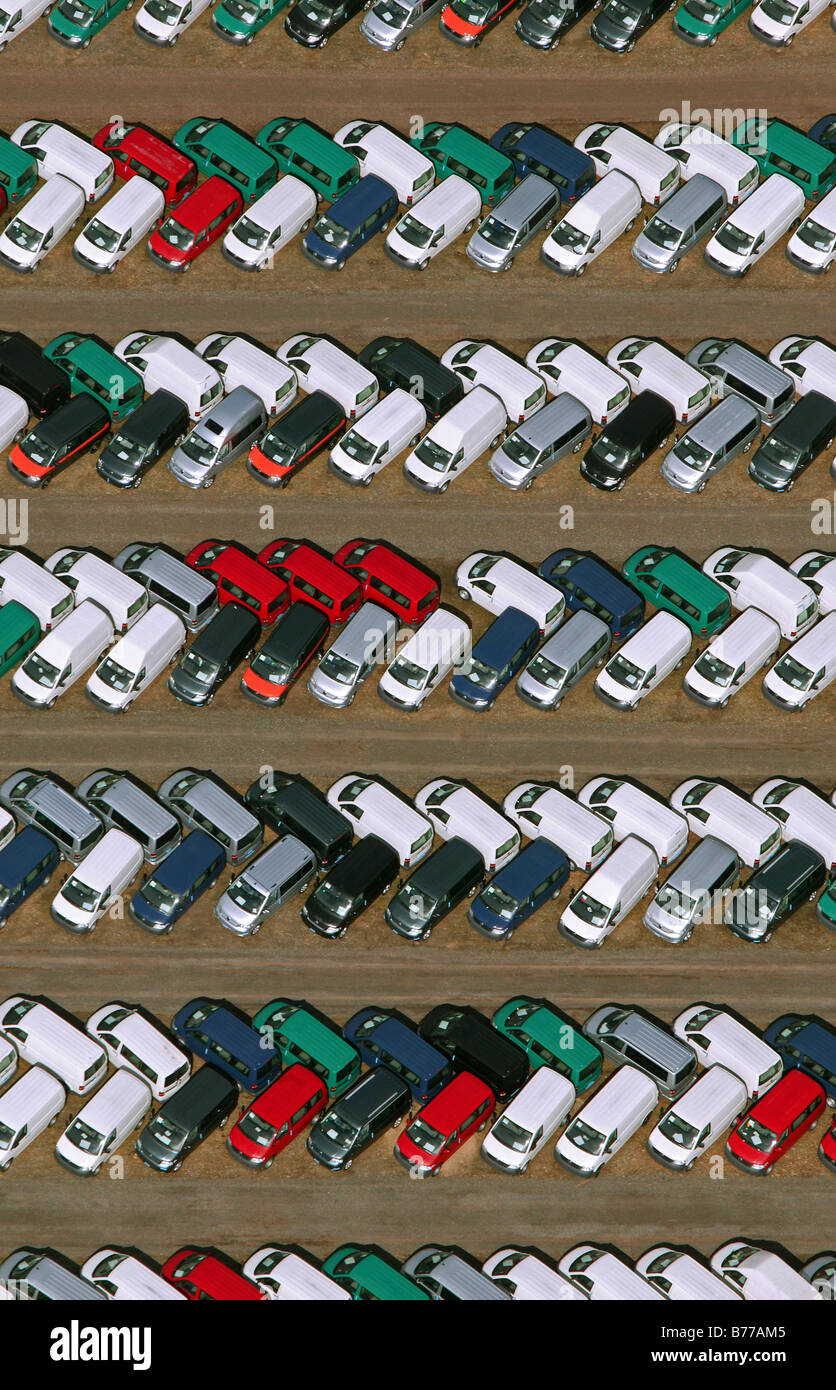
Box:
[687,339,796,423]
[308,602,397,708]
[488,392,592,490]
[214,834,318,936]
[0,770,104,863]
[0,1250,106,1301]
[661,396,762,492]
[75,769,182,864]
[467,174,561,274]
[114,542,218,632]
[584,1003,699,1098]
[360,0,443,47]
[644,837,741,943]
[516,610,610,709]
[631,174,726,275]
[157,768,263,865]
[168,386,267,489]
[402,1247,510,1301]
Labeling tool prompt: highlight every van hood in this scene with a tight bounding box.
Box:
[136,1127,183,1170]
[54,1133,103,1174]
[168,444,215,487]
[50,893,99,933]
[214,890,260,935]
[307,1125,353,1168]
[554,1131,602,1174]
[11,666,61,708]
[360,8,408,44]
[0,231,40,271]
[762,667,806,709]
[515,667,562,709]
[647,1126,696,1168]
[308,668,356,707]
[488,444,534,489]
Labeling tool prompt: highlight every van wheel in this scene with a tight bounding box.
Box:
[167,32,177,43]
[572,439,583,452]
[708,31,717,41]
[719,696,729,708]
[503,259,514,271]
[392,1115,403,1128]
[418,258,429,271]
[344,1157,352,1169]
[335,260,345,271]
[410,433,421,448]
[668,259,679,273]
[81,35,91,44]
[361,474,373,486]
[202,477,214,487]
[576,262,586,275]
[782,31,793,41]
[395,36,405,47]
[477,1119,488,1132]
[625,37,635,49]
[46,697,56,709]
[458,587,470,600]
[438,480,449,492]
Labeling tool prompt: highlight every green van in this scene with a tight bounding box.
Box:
[492,996,603,1091]
[173,118,278,204]
[623,546,731,637]
[211,0,291,44]
[323,1246,430,1301]
[732,117,836,200]
[43,333,143,424]
[253,998,361,1096]
[47,0,133,48]
[0,601,40,677]
[672,0,751,45]
[0,134,38,209]
[411,121,516,207]
[255,119,359,202]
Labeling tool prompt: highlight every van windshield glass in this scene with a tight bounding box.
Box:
[313,881,354,918]
[525,653,566,689]
[139,878,180,911]
[592,434,629,466]
[755,436,798,469]
[313,216,350,249]
[413,437,453,471]
[735,1116,776,1150]
[551,221,588,253]
[606,654,644,689]
[654,884,695,919]
[57,0,96,23]
[694,652,734,687]
[714,224,753,256]
[96,658,134,692]
[319,650,359,685]
[759,0,798,19]
[251,649,293,684]
[6,220,41,252]
[606,0,641,22]
[227,879,266,913]
[657,1112,700,1147]
[478,217,515,249]
[571,892,609,926]
[110,436,147,466]
[396,214,432,249]
[672,438,712,469]
[387,656,427,690]
[233,217,268,250]
[339,431,376,465]
[480,883,520,919]
[797,219,835,253]
[564,1118,606,1155]
[146,1114,186,1147]
[223,0,261,17]
[64,1119,105,1154]
[643,217,681,250]
[179,650,218,683]
[60,876,100,911]
[144,0,184,20]
[502,434,539,467]
[158,219,194,250]
[318,1111,357,1146]
[684,0,722,15]
[490,1116,532,1152]
[372,0,410,20]
[237,1110,277,1146]
[405,1117,445,1154]
[179,435,217,467]
[772,655,813,690]
[465,657,499,688]
[21,654,61,688]
[83,220,121,253]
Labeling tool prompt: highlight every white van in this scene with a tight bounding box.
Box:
[636,1248,744,1301]
[704,174,805,277]
[503,783,613,872]
[242,1248,350,1301]
[555,1065,658,1175]
[45,548,148,632]
[525,338,631,424]
[763,612,836,710]
[403,387,505,493]
[769,335,836,402]
[329,389,426,486]
[574,124,680,205]
[482,1250,586,1301]
[54,1069,151,1176]
[415,778,519,872]
[791,551,836,612]
[711,1242,821,1301]
[134,0,213,43]
[277,334,379,420]
[195,334,297,417]
[540,171,643,277]
[378,607,471,710]
[0,1038,17,1087]
[683,608,781,707]
[114,333,222,421]
[442,341,546,423]
[786,187,836,274]
[0,386,28,452]
[607,337,712,423]
[0,550,74,630]
[81,1250,186,1300]
[385,176,481,269]
[326,774,434,867]
[73,178,165,274]
[86,605,186,713]
[703,547,818,640]
[673,1004,783,1098]
[86,1002,191,1101]
[0,1066,65,1171]
[579,775,689,865]
[11,600,114,709]
[50,828,143,934]
[669,779,781,867]
[646,1065,749,1170]
[0,176,85,273]
[0,0,52,48]
[752,778,836,869]
[481,1067,575,1173]
[594,612,691,711]
[559,835,658,948]
[749,0,830,43]
[334,121,434,206]
[223,177,317,272]
[558,1245,665,1300]
[455,552,565,634]
[654,123,759,206]
[0,994,107,1095]
[11,120,114,201]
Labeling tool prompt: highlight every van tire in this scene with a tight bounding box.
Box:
[668,259,679,273]
[395,36,405,47]
[167,33,177,43]
[572,439,583,452]
[783,31,792,41]
[438,480,449,492]
[361,474,372,486]
[344,1157,352,1169]
[708,31,717,41]
[458,587,470,600]
[418,258,429,270]
[576,262,586,275]
[503,259,514,271]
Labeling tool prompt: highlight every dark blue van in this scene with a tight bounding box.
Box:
[468,837,570,940]
[129,830,225,934]
[490,123,596,204]
[763,1014,836,1105]
[449,607,540,710]
[0,827,60,925]
[172,997,282,1094]
[302,175,399,270]
[342,1006,453,1102]
[538,549,645,642]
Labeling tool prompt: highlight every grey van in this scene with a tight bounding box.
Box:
[157,769,263,865]
[687,339,796,423]
[644,837,741,943]
[660,396,762,493]
[76,769,182,865]
[632,174,726,275]
[466,174,561,273]
[308,602,397,709]
[584,1003,699,1098]
[0,769,104,864]
[168,386,268,489]
[0,1249,106,1300]
[402,1247,510,1301]
[114,543,218,632]
[214,834,318,935]
[516,610,610,709]
[489,393,593,490]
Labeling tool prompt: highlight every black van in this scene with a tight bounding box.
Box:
[0,827,60,926]
[384,837,485,940]
[724,840,827,943]
[246,391,347,488]
[135,1064,239,1172]
[418,1004,529,1102]
[241,602,330,706]
[301,834,399,938]
[0,332,70,418]
[359,337,463,422]
[306,1067,412,1170]
[245,772,353,870]
[168,604,261,706]
[748,391,836,493]
[96,390,190,489]
[9,395,111,487]
[580,391,676,490]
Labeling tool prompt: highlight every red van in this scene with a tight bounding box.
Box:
[93,121,198,207]
[393,1071,494,1177]
[147,177,242,272]
[726,1069,826,1176]
[227,1063,327,1168]
[332,539,440,628]
[439,0,520,45]
[162,1250,264,1301]
[186,540,289,627]
[257,540,363,623]
[820,1118,836,1173]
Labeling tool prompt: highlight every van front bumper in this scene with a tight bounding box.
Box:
[133,16,176,42]
[594,685,637,711]
[211,14,252,41]
[146,244,190,272]
[301,245,343,270]
[54,1149,97,1175]
[384,242,422,268]
[645,1140,695,1171]
[480,1146,524,1174]
[6,458,48,487]
[761,685,803,712]
[747,16,783,42]
[682,682,728,709]
[226,1138,270,1169]
[72,246,113,274]
[85,688,126,713]
[724,1145,771,1175]
[402,467,445,493]
[0,250,36,274]
[47,25,87,46]
[328,459,370,485]
[558,920,601,949]
[393,1145,433,1176]
[672,18,712,42]
[438,18,481,43]
[50,905,94,934]
[703,250,746,277]
[377,683,421,711]
[128,902,174,934]
[221,244,261,271]
[554,1148,598,1176]
[448,683,493,710]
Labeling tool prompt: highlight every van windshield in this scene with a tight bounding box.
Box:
[237,1110,277,1146]
[233,216,269,250]
[318,1110,358,1146]
[21,654,61,688]
[145,1114,186,1147]
[251,649,294,684]
[479,883,520,919]
[694,651,734,687]
[339,431,376,465]
[758,0,799,19]
[387,655,427,690]
[502,434,539,468]
[550,221,588,253]
[139,877,181,912]
[657,1112,700,1148]
[61,876,100,911]
[405,1117,445,1154]
[319,650,359,685]
[714,224,754,256]
[672,438,712,470]
[144,0,186,20]
[109,435,148,466]
[478,217,516,249]
[654,884,695,920]
[64,1118,105,1154]
[178,650,218,683]
[6,220,42,252]
[83,220,121,253]
[158,218,194,251]
[490,1115,532,1152]
[372,0,411,20]
[465,657,499,688]
[592,433,630,466]
[313,216,350,249]
[227,879,266,913]
[571,892,609,926]
[18,428,56,466]
[413,437,453,471]
[525,654,566,689]
[179,434,217,467]
[797,219,835,253]
[564,1118,606,1154]
[772,655,813,690]
[736,1116,776,1150]
[395,214,432,249]
[57,0,96,21]
[606,654,645,689]
[754,435,798,470]
[96,658,134,692]
[313,881,355,918]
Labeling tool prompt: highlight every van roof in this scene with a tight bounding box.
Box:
[710,342,793,397]
[535,341,630,405]
[621,609,690,658]
[13,998,105,1068]
[70,828,140,882]
[472,605,540,665]
[782,610,836,662]
[0,599,39,644]
[274,1004,359,1071]
[631,344,709,400]
[503,1065,574,1123]
[0,1065,65,1123]
[701,1010,780,1070]
[604,391,675,448]
[688,394,760,450]
[410,174,481,223]
[75,1067,149,1124]
[40,124,112,177]
[205,546,285,601]
[159,1061,237,1125]
[360,338,462,405]
[116,391,189,447]
[520,392,590,446]
[98,177,164,229]
[33,392,110,446]
[51,550,145,605]
[154,830,224,892]
[252,1063,324,1123]
[467,344,542,394]
[638,548,730,608]
[268,120,357,177]
[608,782,685,838]
[126,545,216,605]
[370,1016,449,1074]
[249,777,352,849]
[243,835,315,891]
[539,611,611,671]
[351,388,424,441]
[499,123,593,180]
[491,837,566,895]
[671,1064,748,1121]
[427,1252,507,1300]
[177,176,241,228]
[651,172,724,227]
[81,771,179,842]
[408,836,484,897]
[349,123,433,179]
[248,176,316,226]
[578,1064,657,1121]
[137,336,219,388]
[706,607,779,660]
[202,336,292,388]
[589,834,658,891]
[0,1253,105,1301]
[736,117,836,176]
[328,174,396,228]
[27,779,102,840]
[356,543,436,601]
[109,602,182,658]
[324,833,399,891]
[775,390,836,446]
[17,176,83,228]
[731,173,804,228]
[598,127,677,179]
[179,999,265,1065]
[286,337,377,394]
[432,384,505,442]
[325,1247,427,1299]
[569,170,641,229]
[547,550,643,618]
[182,117,277,178]
[422,123,513,180]
[664,837,739,894]
[175,776,259,841]
[0,825,58,889]
[337,1067,409,1125]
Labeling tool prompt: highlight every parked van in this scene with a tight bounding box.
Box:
[0,176,84,274]
[469,838,569,939]
[456,551,564,634]
[684,609,780,709]
[607,338,712,423]
[647,1065,749,1170]
[330,389,426,486]
[172,998,280,1094]
[724,840,826,942]
[0,331,70,420]
[243,1249,349,1301]
[574,123,680,204]
[226,1065,327,1170]
[0,601,39,679]
[671,779,781,867]
[645,837,740,943]
[483,1250,586,1301]
[594,612,691,710]
[541,170,642,276]
[750,391,836,491]
[87,1001,191,1100]
[134,0,213,43]
[0,994,107,1094]
[174,116,277,205]
[384,837,484,940]
[558,1245,664,1300]
[11,119,114,201]
[763,1013,836,1104]
[378,607,470,710]
[335,120,434,206]
[96,391,190,489]
[654,123,759,206]
[449,607,539,710]
[215,835,318,936]
[327,774,434,867]
[169,387,267,488]
[411,121,515,207]
[114,542,218,632]
[503,783,612,872]
[711,1242,822,1301]
[86,605,185,712]
[76,769,181,864]
[195,334,296,417]
[442,341,547,423]
[81,1251,186,1300]
[732,115,836,200]
[661,397,762,492]
[135,1066,239,1173]
[306,1068,411,1170]
[489,393,592,490]
[385,175,482,269]
[309,602,397,707]
[277,334,378,420]
[704,174,805,276]
[223,176,317,272]
[791,551,836,612]
[256,999,362,1097]
[638,1248,744,1301]
[403,387,505,492]
[515,611,610,710]
[402,1248,509,1301]
[0,1066,65,1170]
[44,332,142,423]
[302,835,399,938]
[158,768,263,864]
[415,780,519,872]
[786,185,836,273]
[0,1251,106,1301]
[555,1065,657,1176]
[581,392,675,491]
[45,549,148,634]
[579,775,688,865]
[54,1069,151,1176]
[703,547,818,639]
[0,827,60,925]
[559,836,658,948]
[752,779,836,869]
[622,545,731,637]
[343,1006,452,1101]
[245,773,353,871]
[129,831,225,933]
[256,118,358,203]
[526,339,631,425]
[50,828,143,934]
[539,549,644,641]
[0,0,52,53]
[360,337,462,424]
[763,613,836,709]
[467,174,561,273]
[632,174,726,274]
[11,601,114,709]
[673,1004,783,1097]
[303,175,398,270]
[491,121,595,202]
[481,1067,574,1173]
[115,333,222,421]
[584,1003,698,1097]
[688,338,795,422]
[0,770,104,863]
[74,178,165,275]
